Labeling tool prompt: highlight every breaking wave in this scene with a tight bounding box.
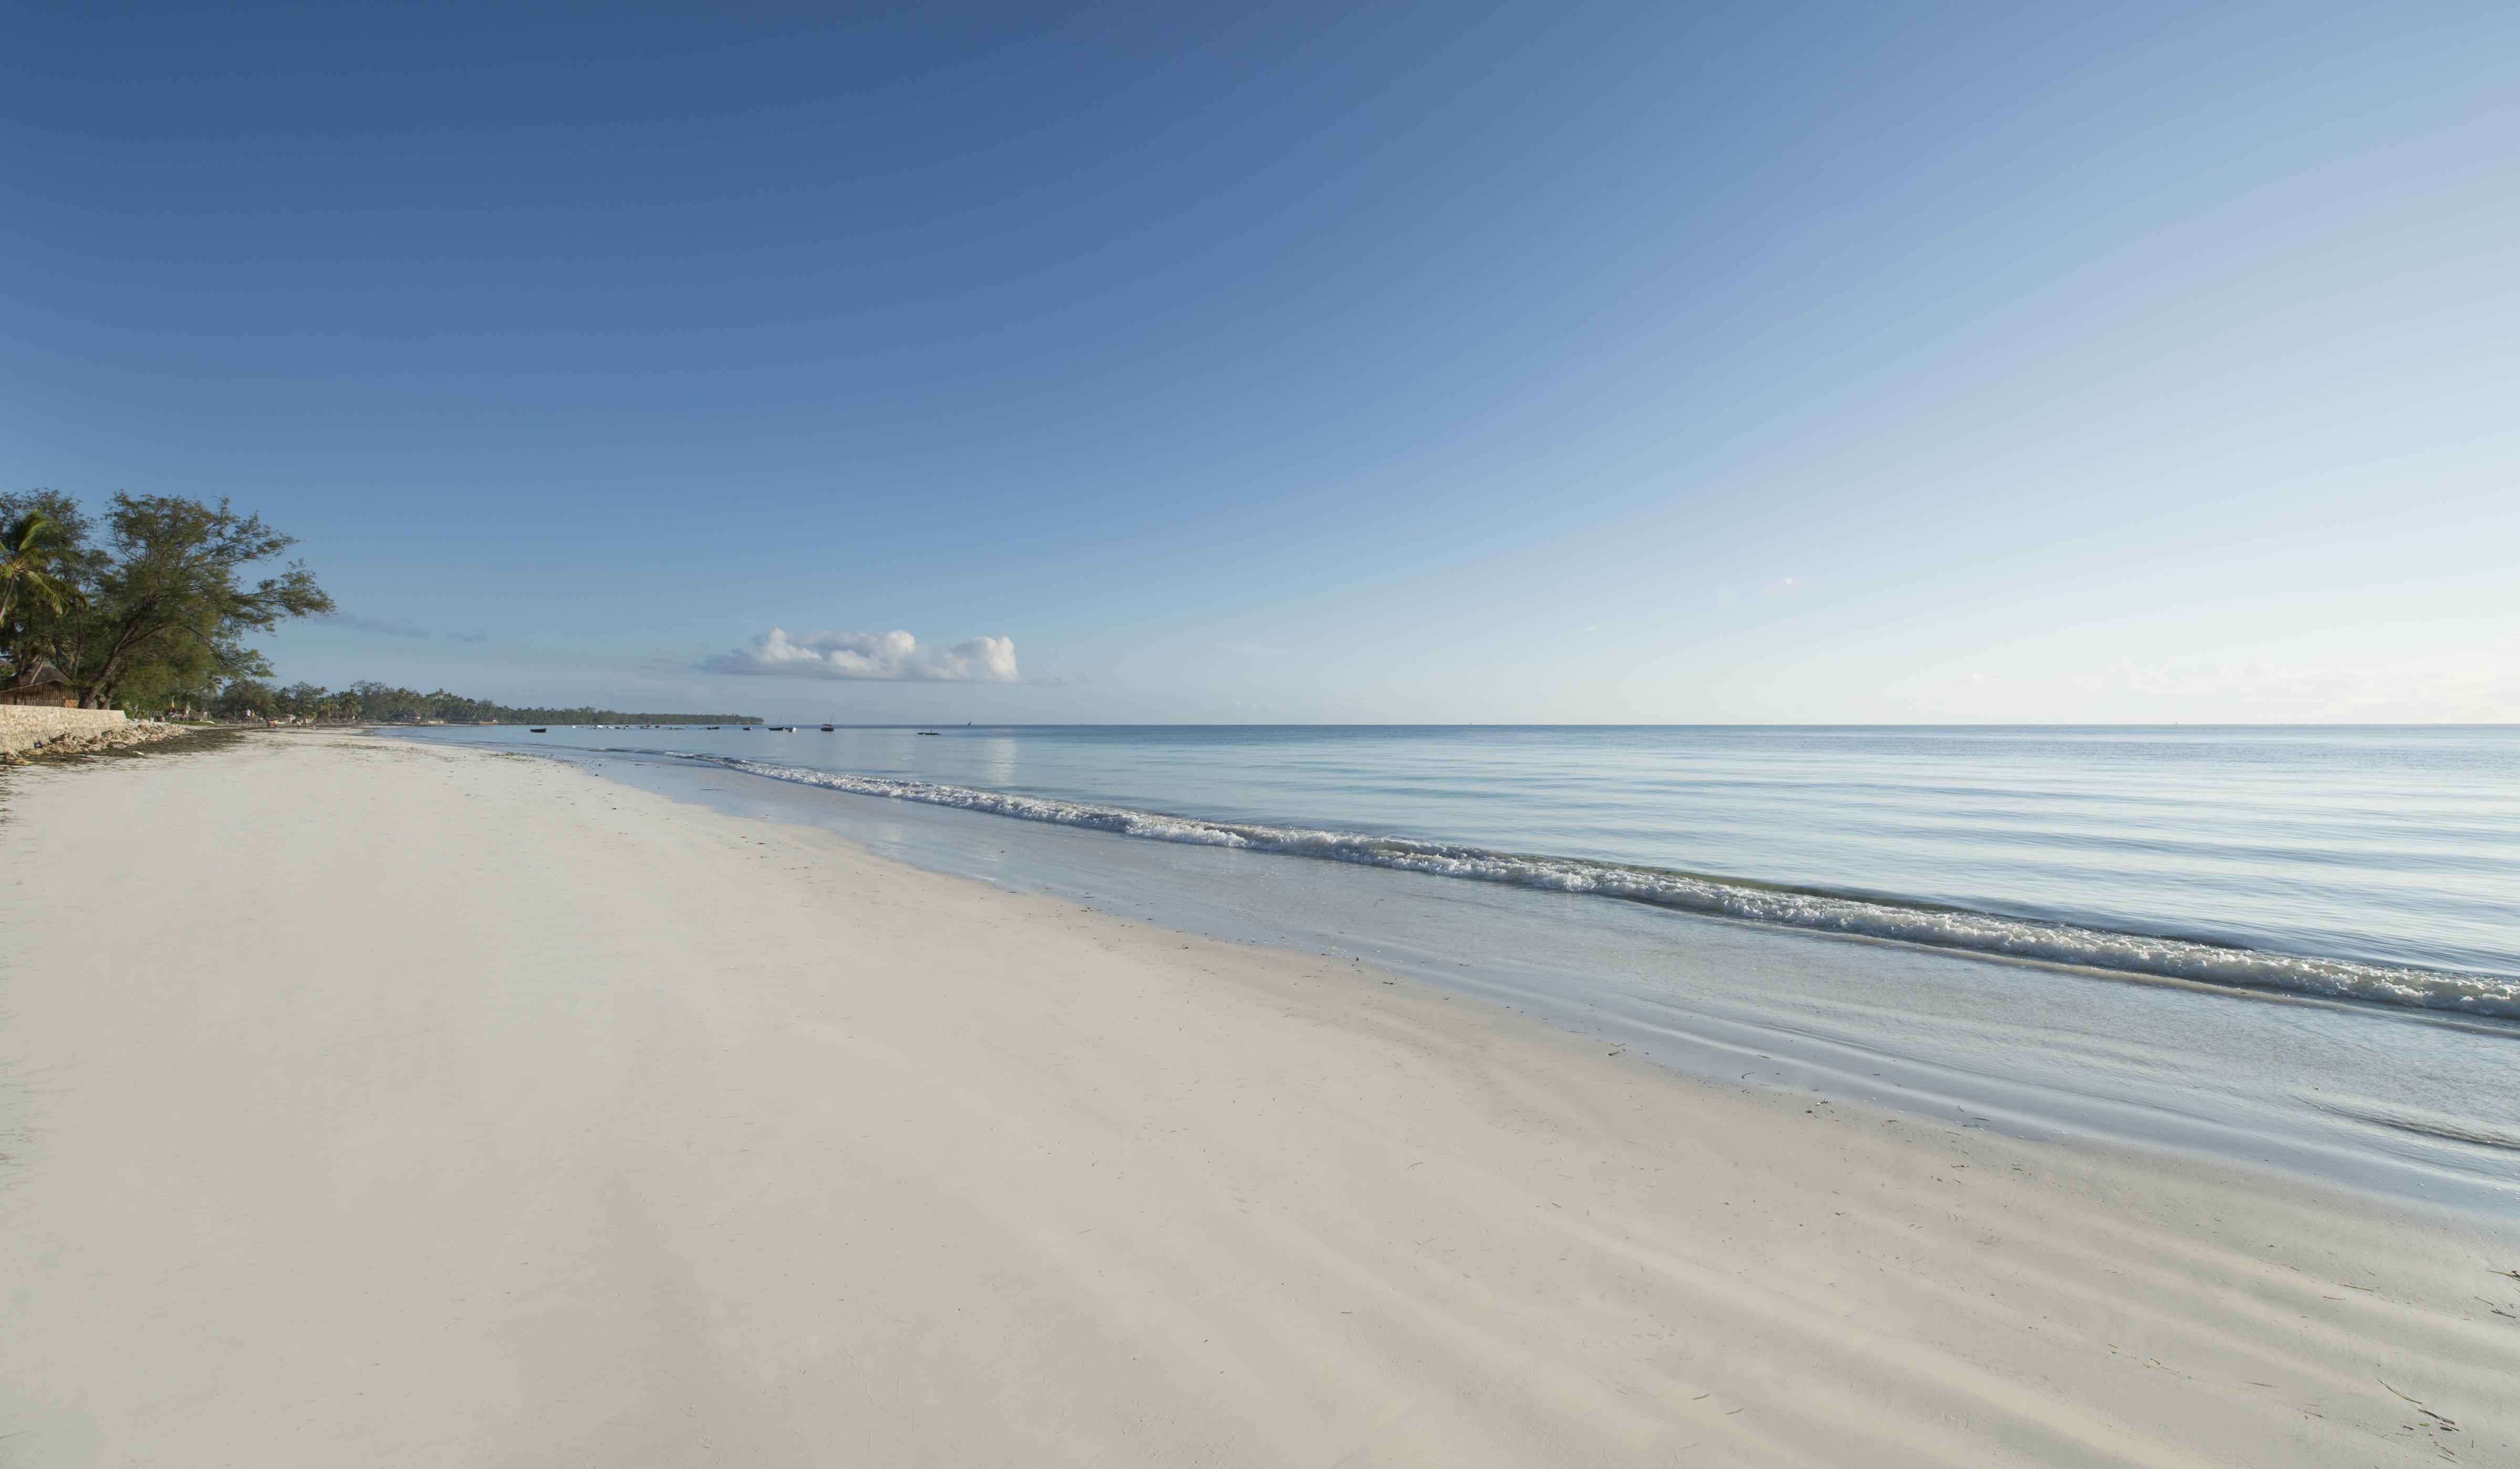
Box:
[692,755,2520,1020]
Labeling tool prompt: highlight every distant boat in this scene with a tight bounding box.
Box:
[530,727,546,733]
[917,730,940,736]
[821,724,834,731]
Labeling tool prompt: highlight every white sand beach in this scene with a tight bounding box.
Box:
[2,733,2512,1466]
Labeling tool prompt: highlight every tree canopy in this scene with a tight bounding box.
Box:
[0,490,333,710]
[211,680,761,726]
[0,505,78,631]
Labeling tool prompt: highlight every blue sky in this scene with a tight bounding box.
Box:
[5,3,2514,722]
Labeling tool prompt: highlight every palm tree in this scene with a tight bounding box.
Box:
[1,507,78,645]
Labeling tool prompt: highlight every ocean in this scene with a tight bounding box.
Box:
[393,723,2520,1208]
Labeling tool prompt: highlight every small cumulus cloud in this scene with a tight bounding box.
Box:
[703,628,1022,682]
[322,612,430,640]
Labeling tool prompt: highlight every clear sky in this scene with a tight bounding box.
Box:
[5,3,2514,722]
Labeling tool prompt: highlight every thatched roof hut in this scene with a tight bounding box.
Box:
[0,659,77,707]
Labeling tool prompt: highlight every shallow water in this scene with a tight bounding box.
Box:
[407,724,2520,1009]
[391,724,2520,1210]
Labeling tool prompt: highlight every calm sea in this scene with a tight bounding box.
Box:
[418,723,2517,1009]
[394,722,2520,1206]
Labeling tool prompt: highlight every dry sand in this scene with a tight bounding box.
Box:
[2,733,2513,1466]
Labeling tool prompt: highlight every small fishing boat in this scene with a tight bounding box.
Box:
[529,727,546,733]
[917,730,940,736]
[821,724,834,731]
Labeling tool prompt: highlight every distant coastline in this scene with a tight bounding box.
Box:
[437,710,764,726]
[209,679,760,726]
[377,712,765,726]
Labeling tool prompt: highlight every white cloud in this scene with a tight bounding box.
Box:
[703,628,1021,683]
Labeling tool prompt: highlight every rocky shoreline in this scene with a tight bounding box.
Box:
[0,707,203,764]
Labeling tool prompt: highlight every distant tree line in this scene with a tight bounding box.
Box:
[213,679,762,726]
[3,488,330,710]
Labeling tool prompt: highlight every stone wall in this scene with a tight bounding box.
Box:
[0,706,198,763]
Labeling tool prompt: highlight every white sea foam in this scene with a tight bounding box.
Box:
[698,755,2520,1020]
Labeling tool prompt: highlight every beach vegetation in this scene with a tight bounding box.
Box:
[0,489,332,712]
[0,504,80,632]
[220,679,762,726]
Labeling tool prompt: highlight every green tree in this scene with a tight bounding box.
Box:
[279,681,328,719]
[0,492,99,679]
[0,506,79,641]
[8,494,333,710]
[213,678,280,720]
